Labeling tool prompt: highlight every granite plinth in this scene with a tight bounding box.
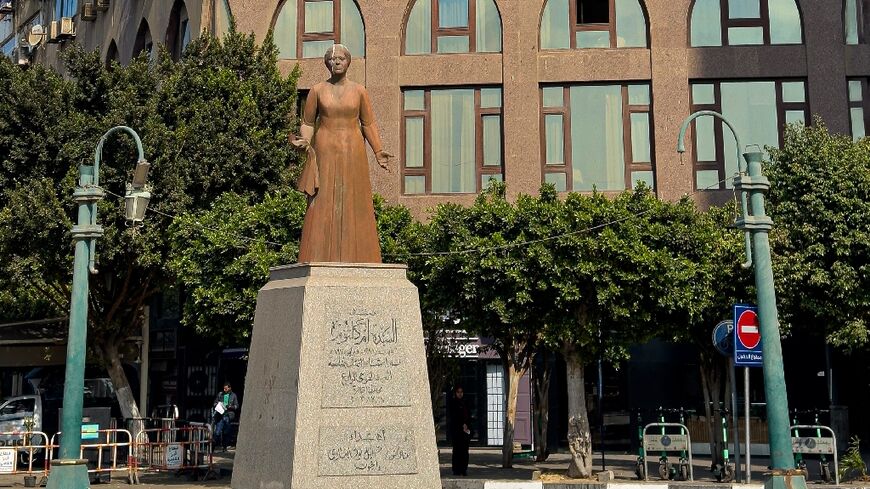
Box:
[232,263,441,489]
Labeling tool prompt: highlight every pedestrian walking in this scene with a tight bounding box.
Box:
[213,382,239,451]
[449,385,471,476]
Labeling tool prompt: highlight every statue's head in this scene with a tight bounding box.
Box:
[324,44,352,75]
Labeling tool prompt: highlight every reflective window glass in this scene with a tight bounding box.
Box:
[545,172,568,191]
[570,85,626,191]
[439,0,469,28]
[305,1,334,33]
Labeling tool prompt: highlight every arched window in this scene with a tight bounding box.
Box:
[540,0,648,49]
[133,19,155,60]
[689,0,802,46]
[273,0,365,59]
[213,0,233,37]
[167,1,192,60]
[404,0,502,54]
[105,40,119,67]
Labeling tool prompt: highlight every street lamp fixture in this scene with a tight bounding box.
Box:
[46,126,150,489]
[125,159,152,223]
[677,111,808,489]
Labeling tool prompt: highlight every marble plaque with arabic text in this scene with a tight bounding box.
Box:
[322,304,411,408]
[318,427,418,476]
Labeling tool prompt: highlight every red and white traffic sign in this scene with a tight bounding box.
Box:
[736,309,761,349]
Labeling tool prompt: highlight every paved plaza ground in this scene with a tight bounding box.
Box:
[0,448,865,488]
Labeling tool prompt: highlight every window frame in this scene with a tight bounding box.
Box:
[275,0,365,59]
[572,0,618,48]
[401,86,504,195]
[430,0,476,53]
[689,79,809,191]
[689,0,804,46]
[846,0,870,44]
[403,0,503,55]
[848,78,868,139]
[539,82,656,192]
[298,0,341,58]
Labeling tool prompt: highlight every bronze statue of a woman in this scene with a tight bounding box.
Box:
[292,44,392,263]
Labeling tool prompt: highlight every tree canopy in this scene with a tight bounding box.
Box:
[0,30,301,418]
[767,121,870,348]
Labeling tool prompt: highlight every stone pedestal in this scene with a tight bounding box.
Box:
[232,263,441,489]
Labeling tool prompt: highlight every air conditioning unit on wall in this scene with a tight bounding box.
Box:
[82,2,97,21]
[59,16,75,39]
[48,21,59,43]
[0,2,13,16]
[95,0,109,12]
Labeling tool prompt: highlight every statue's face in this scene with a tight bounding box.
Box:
[327,51,350,75]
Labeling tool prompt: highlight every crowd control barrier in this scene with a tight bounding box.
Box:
[134,423,217,481]
[0,430,50,483]
[49,428,137,484]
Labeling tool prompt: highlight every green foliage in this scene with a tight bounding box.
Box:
[839,436,868,481]
[767,121,870,348]
[0,29,301,384]
[168,192,306,345]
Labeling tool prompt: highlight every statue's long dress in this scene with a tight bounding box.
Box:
[296,81,383,263]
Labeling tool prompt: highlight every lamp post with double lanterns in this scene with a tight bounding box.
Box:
[676,111,807,489]
[47,126,151,489]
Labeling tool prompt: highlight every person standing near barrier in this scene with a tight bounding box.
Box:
[449,386,471,476]
[213,382,239,451]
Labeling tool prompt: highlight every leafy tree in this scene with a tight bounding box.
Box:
[167,192,305,346]
[0,30,301,420]
[766,121,870,348]
[423,183,553,468]
[542,186,731,478]
[661,203,750,470]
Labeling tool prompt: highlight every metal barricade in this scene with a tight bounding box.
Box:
[49,429,137,484]
[642,422,694,481]
[0,430,51,482]
[134,424,217,481]
[790,424,839,485]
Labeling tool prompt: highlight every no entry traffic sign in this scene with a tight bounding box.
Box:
[734,304,762,367]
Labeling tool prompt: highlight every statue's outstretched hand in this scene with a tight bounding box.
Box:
[376,150,394,172]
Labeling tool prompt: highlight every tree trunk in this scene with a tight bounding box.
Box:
[699,356,725,468]
[501,361,522,468]
[533,352,552,462]
[565,348,592,479]
[102,339,142,423]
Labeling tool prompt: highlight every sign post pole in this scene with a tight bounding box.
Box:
[745,366,751,483]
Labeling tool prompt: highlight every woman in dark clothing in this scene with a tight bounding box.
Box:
[449,386,471,476]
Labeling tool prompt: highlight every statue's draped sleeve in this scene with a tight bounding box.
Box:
[359,87,384,154]
[297,86,320,197]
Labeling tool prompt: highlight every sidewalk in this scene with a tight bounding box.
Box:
[0,448,863,488]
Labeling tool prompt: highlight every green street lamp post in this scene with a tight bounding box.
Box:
[47,126,151,489]
[677,111,807,489]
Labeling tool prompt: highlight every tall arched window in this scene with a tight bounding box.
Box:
[105,40,119,67]
[213,0,233,37]
[689,0,802,46]
[133,19,155,60]
[845,0,870,44]
[167,0,192,60]
[404,0,502,54]
[540,0,648,49]
[273,0,365,59]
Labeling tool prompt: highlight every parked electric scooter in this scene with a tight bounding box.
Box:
[676,408,692,481]
[712,406,735,483]
[815,409,832,482]
[657,407,672,480]
[791,409,808,473]
[635,409,646,480]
